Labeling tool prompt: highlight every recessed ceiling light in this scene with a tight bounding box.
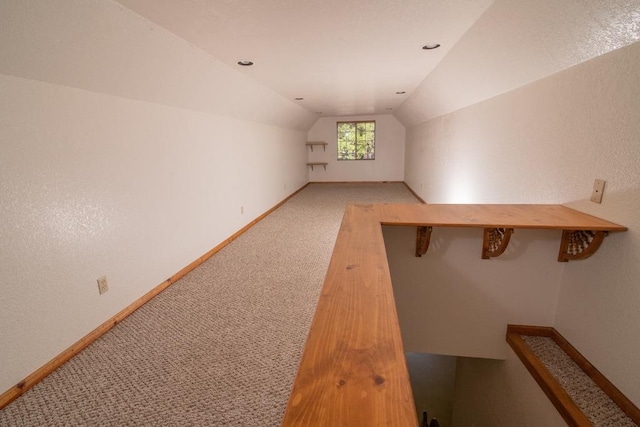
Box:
[395,91,406,95]
[295,97,304,100]
[237,60,254,66]
[422,44,441,50]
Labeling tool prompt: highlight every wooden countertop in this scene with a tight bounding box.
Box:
[282,204,626,426]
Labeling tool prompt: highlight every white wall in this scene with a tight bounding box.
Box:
[406,352,457,427]
[0,1,315,131]
[0,1,313,394]
[395,0,640,128]
[384,226,562,360]
[554,42,640,404]
[306,115,405,182]
[402,41,640,404]
[451,349,566,427]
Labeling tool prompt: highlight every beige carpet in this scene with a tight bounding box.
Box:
[522,335,635,426]
[0,183,419,426]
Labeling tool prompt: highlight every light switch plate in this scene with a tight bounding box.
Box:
[590,179,605,203]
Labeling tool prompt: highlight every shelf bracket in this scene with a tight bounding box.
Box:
[306,142,327,152]
[415,226,433,257]
[558,230,607,262]
[482,227,514,259]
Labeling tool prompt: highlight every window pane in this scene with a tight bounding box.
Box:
[337,121,375,161]
[338,122,356,160]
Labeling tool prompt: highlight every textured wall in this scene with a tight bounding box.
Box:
[306,115,405,182]
[403,41,640,404]
[395,0,640,127]
[0,2,309,393]
[452,348,566,426]
[384,226,562,360]
[0,0,316,131]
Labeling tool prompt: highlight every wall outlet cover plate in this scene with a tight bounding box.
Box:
[591,179,605,203]
[97,276,109,295]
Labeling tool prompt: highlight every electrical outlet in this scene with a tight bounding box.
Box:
[240,206,244,214]
[590,179,606,203]
[97,276,109,295]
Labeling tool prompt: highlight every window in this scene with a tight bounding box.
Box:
[337,121,375,160]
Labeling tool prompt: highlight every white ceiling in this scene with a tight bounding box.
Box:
[115,0,640,120]
[115,0,494,117]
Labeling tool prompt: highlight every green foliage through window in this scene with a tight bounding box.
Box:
[337,121,375,160]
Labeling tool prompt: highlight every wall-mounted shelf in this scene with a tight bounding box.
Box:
[307,162,328,171]
[306,141,328,152]
[408,205,626,262]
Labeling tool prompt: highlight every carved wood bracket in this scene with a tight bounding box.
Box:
[413,227,613,261]
[558,230,608,262]
[415,226,433,257]
[482,227,514,259]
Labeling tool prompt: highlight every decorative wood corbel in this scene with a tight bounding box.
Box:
[558,230,607,262]
[415,226,433,257]
[482,227,514,259]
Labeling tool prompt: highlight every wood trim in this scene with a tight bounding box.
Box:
[376,204,626,231]
[549,330,640,423]
[282,204,418,426]
[0,183,309,410]
[507,325,640,424]
[402,182,427,204]
[506,332,591,426]
[282,204,625,425]
[0,278,176,410]
[506,324,555,337]
[305,142,328,152]
[309,181,411,186]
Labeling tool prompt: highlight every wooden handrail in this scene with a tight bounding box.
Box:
[282,204,417,426]
[507,325,640,425]
[283,203,626,426]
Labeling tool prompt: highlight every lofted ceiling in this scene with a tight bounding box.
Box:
[115,0,494,117]
[115,0,640,120]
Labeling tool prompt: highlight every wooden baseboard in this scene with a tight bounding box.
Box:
[307,181,426,204]
[402,182,427,204]
[308,181,426,204]
[0,183,309,410]
[507,324,640,424]
[308,181,404,184]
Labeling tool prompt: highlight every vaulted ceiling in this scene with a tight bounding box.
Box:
[116,0,640,121]
[115,0,493,116]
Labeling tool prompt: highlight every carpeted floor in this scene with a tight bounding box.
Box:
[522,335,635,426]
[0,183,419,426]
